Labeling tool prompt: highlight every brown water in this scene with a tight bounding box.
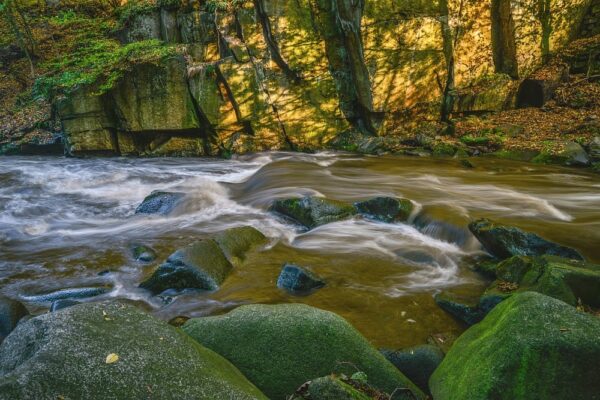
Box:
[1,152,599,349]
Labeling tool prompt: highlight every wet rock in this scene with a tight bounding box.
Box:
[50,299,80,312]
[426,332,459,355]
[433,292,488,326]
[135,191,185,215]
[132,244,157,262]
[430,292,600,400]
[589,136,600,160]
[139,239,233,294]
[20,287,111,306]
[485,255,600,308]
[532,142,591,166]
[381,345,445,394]
[183,304,424,400]
[354,197,414,223]
[459,159,474,169]
[468,218,583,260]
[0,301,267,399]
[290,375,382,400]
[277,264,325,294]
[269,196,356,229]
[214,226,267,266]
[0,297,29,344]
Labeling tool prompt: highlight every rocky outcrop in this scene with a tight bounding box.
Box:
[183,303,425,399]
[56,0,592,155]
[430,292,600,400]
[0,302,267,399]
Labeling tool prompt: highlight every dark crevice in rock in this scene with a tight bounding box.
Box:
[214,64,254,136]
[491,0,519,79]
[312,0,378,135]
[185,79,217,155]
[253,0,302,83]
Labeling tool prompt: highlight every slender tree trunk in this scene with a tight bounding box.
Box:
[2,0,35,77]
[439,0,455,123]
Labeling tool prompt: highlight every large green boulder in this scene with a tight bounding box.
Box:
[486,255,600,307]
[183,304,424,400]
[429,292,600,400]
[468,218,583,260]
[269,196,356,229]
[139,239,233,294]
[0,302,266,399]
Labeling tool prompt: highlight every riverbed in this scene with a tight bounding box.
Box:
[1,152,599,348]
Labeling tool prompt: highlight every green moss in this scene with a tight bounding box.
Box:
[34,38,178,99]
[430,292,600,400]
[115,0,182,24]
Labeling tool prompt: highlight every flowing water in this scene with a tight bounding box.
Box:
[1,152,599,348]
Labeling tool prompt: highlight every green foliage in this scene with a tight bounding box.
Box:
[115,0,182,24]
[34,38,178,99]
[205,0,246,13]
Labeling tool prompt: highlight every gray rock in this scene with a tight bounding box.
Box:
[0,297,28,344]
[0,302,267,399]
[589,136,600,160]
[277,264,325,294]
[469,218,583,260]
[135,191,185,215]
[139,239,233,294]
[562,141,591,166]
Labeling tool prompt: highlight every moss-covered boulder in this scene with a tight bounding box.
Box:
[381,345,444,394]
[213,226,267,266]
[532,142,591,167]
[0,302,266,399]
[354,197,414,223]
[139,239,233,294]
[135,191,186,215]
[486,255,600,307]
[0,298,28,344]
[269,196,356,229]
[183,304,424,400]
[468,218,583,260]
[429,292,600,400]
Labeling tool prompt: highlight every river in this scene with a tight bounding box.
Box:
[1,152,599,348]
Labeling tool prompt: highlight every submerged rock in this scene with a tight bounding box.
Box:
[20,287,111,305]
[430,292,600,400]
[380,345,444,394]
[269,196,356,229]
[468,218,583,260]
[50,299,80,312]
[0,297,28,344]
[434,292,491,326]
[277,264,325,294]
[485,255,600,308]
[0,301,266,399]
[183,304,424,400]
[135,191,185,215]
[354,197,414,223]
[290,375,383,400]
[139,239,233,294]
[214,226,267,266]
[132,244,157,263]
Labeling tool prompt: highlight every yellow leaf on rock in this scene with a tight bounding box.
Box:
[105,353,119,364]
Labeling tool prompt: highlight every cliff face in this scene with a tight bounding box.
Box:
[57,0,591,156]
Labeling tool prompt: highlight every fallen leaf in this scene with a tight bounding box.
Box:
[105,353,119,364]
